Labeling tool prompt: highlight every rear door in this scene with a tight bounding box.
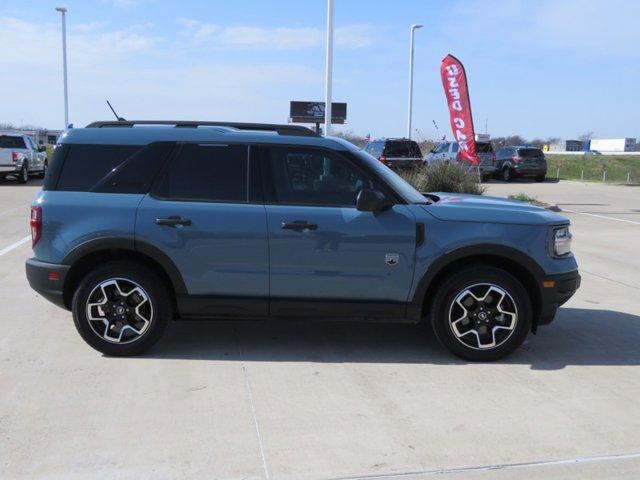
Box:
[135,143,269,316]
[261,145,417,318]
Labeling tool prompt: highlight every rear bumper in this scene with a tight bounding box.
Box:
[538,269,581,326]
[25,258,70,310]
[514,166,547,177]
[385,159,425,169]
[0,165,20,173]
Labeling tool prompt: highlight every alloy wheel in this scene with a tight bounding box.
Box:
[85,278,153,344]
[448,283,518,350]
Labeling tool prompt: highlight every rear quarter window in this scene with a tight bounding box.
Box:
[54,144,142,191]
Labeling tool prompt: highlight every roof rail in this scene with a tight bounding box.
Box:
[85,120,318,137]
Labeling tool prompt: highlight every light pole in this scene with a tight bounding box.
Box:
[55,7,69,129]
[324,0,334,137]
[407,24,422,139]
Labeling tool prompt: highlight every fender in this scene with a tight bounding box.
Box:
[61,236,187,295]
[408,243,545,319]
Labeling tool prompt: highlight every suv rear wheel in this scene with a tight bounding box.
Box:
[430,266,531,361]
[72,260,172,356]
[501,166,512,182]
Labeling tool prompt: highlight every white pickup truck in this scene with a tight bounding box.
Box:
[0,133,48,183]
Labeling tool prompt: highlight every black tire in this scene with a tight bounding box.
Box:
[501,166,512,182]
[39,160,48,178]
[535,175,545,182]
[430,265,532,361]
[72,260,172,356]
[18,163,28,184]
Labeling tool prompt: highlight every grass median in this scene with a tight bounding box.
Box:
[546,154,640,184]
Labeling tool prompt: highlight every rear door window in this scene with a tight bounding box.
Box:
[92,143,173,194]
[155,143,248,202]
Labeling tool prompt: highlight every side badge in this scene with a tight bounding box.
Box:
[385,253,399,266]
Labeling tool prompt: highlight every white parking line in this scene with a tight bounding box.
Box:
[330,451,640,480]
[0,235,31,257]
[561,208,640,225]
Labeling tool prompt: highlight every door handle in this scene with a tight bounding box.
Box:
[155,216,192,227]
[281,220,318,231]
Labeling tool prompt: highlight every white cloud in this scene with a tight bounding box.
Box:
[72,21,108,33]
[0,16,321,129]
[178,19,379,50]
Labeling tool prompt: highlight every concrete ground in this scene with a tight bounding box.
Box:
[1,177,639,480]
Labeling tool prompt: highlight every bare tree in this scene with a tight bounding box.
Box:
[577,131,595,142]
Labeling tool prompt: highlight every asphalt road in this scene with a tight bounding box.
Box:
[1,177,639,480]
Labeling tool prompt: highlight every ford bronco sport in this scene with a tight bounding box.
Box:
[26,121,580,360]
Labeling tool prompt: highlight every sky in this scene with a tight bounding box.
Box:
[2,0,639,141]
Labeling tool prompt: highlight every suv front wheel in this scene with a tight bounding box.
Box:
[72,261,172,356]
[430,266,531,361]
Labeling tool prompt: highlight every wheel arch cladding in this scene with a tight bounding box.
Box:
[62,238,186,310]
[414,245,543,331]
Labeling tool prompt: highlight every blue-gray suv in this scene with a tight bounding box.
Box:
[25,121,580,360]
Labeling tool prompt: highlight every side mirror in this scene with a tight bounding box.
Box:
[356,189,389,213]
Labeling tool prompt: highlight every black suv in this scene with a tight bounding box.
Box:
[495,146,547,182]
[362,138,424,169]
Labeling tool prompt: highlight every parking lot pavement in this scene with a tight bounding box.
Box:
[2,178,640,479]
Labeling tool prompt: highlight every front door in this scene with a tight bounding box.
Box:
[261,146,416,318]
[136,143,269,317]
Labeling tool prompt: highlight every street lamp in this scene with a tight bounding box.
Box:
[55,6,69,129]
[324,0,334,137]
[407,24,422,139]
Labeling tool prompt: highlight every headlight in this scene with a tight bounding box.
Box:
[552,226,572,257]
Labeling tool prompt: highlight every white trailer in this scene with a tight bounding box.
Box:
[589,138,636,152]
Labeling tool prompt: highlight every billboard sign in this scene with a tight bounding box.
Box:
[290,101,347,124]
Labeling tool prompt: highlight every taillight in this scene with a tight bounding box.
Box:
[30,206,42,247]
[492,153,496,165]
[379,155,387,164]
[12,152,20,162]
[512,154,521,163]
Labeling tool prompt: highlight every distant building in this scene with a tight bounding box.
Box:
[548,140,582,152]
[10,129,63,146]
[589,138,636,152]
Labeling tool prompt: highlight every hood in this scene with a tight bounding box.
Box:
[421,193,569,226]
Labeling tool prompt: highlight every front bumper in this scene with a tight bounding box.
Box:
[25,258,70,310]
[538,269,581,326]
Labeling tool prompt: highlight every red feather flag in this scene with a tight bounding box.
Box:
[440,54,478,165]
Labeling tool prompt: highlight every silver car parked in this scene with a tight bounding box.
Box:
[425,140,496,181]
[0,133,48,183]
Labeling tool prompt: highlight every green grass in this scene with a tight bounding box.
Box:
[508,193,547,207]
[545,154,640,183]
